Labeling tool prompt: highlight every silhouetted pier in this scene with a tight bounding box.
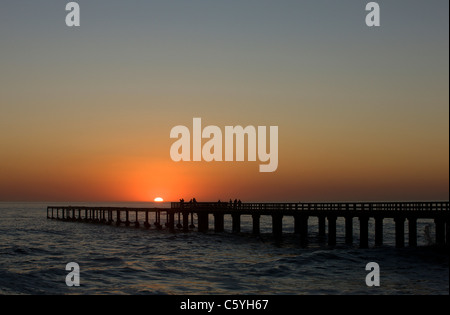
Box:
[47,201,449,248]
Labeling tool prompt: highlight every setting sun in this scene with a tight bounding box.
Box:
[154,197,164,202]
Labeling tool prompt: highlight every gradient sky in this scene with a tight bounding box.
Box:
[0,0,448,202]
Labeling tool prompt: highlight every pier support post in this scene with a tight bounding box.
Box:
[182,211,189,232]
[144,211,150,228]
[190,212,195,229]
[125,210,130,227]
[299,215,308,248]
[359,216,369,249]
[318,216,326,237]
[232,214,241,233]
[446,219,450,247]
[177,213,183,229]
[272,214,283,239]
[133,211,139,228]
[155,212,162,229]
[327,216,337,247]
[252,214,260,235]
[116,210,121,226]
[164,212,168,228]
[198,212,209,233]
[214,213,224,232]
[394,217,405,248]
[294,215,300,234]
[435,218,445,246]
[408,217,417,247]
[345,216,353,244]
[168,211,175,231]
[374,216,383,246]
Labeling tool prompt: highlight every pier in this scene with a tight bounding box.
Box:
[47,201,449,248]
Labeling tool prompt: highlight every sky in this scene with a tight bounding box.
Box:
[0,0,448,202]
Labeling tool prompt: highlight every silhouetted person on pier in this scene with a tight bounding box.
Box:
[234,199,237,209]
[238,199,242,209]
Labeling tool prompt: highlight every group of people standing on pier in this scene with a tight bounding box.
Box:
[179,198,197,205]
[178,198,243,209]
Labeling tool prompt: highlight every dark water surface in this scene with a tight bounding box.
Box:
[0,202,448,294]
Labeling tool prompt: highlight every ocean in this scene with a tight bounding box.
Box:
[0,202,448,295]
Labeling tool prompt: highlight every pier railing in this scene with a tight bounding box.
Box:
[170,201,449,212]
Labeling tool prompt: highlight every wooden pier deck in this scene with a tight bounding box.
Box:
[47,201,450,248]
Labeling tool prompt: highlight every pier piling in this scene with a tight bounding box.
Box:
[318,216,326,237]
[374,216,383,246]
[328,216,337,247]
[214,213,224,232]
[198,212,209,233]
[435,219,445,246]
[359,216,369,249]
[232,213,241,233]
[252,214,261,235]
[394,217,405,248]
[182,211,189,232]
[408,217,417,247]
[345,216,353,244]
[272,214,283,239]
[299,215,308,248]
